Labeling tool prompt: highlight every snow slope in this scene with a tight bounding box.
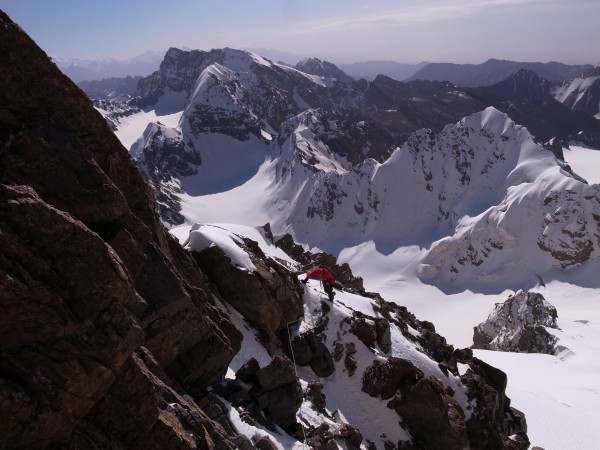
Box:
[563,144,600,184]
[112,89,185,151]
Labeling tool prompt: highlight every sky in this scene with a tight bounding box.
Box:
[2,0,599,65]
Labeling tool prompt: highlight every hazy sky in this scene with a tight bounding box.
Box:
[2,0,599,64]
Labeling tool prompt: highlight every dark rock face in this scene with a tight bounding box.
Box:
[458,355,530,450]
[1,10,242,449]
[362,358,423,399]
[288,331,335,377]
[0,184,143,448]
[473,290,559,353]
[389,376,469,449]
[70,347,238,449]
[229,357,303,432]
[192,235,304,354]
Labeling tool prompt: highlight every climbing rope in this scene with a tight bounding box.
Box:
[287,319,308,449]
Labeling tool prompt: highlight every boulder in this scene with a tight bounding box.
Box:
[233,357,303,432]
[473,290,559,353]
[389,376,468,449]
[362,357,423,400]
[461,358,530,449]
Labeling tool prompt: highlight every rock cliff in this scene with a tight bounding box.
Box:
[1,11,242,449]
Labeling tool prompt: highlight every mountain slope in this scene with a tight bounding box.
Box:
[1,10,532,449]
[467,70,600,149]
[1,10,244,449]
[552,64,600,118]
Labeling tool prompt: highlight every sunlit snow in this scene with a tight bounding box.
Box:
[563,144,600,184]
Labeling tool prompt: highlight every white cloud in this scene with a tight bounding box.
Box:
[276,0,557,35]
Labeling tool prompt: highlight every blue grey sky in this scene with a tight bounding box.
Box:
[2,0,599,64]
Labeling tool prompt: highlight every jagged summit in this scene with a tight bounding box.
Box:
[295,57,354,82]
[485,68,553,100]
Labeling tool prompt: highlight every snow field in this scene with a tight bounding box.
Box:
[120,78,600,449]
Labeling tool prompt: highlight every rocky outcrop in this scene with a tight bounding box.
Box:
[473,290,559,354]
[233,357,303,432]
[1,10,242,449]
[131,122,198,224]
[456,351,529,450]
[191,232,304,354]
[359,299,530,449]
[69,347,239,449]
[271,228,367,293]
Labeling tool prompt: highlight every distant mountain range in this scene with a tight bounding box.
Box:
[406,58,594,87]
[336,60,429,81]
[53,51,164,83]
[78,76,143,100]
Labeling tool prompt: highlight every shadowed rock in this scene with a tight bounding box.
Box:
[1,10,241,448]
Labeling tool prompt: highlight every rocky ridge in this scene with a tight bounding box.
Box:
[182,222,531,449]
[467,70,600,149]
[295,57,355,83]
[1,11,241,449]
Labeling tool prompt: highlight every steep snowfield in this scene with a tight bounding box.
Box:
[553,76,600,107]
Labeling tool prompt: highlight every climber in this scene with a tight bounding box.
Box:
[302,265,336,301]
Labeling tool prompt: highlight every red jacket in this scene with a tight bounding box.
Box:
[306,267,334,284]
